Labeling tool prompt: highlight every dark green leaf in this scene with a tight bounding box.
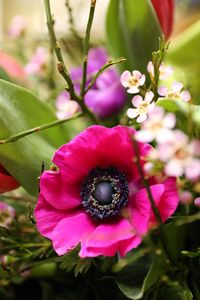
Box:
[106,0,162,72]
[113,253,168,299]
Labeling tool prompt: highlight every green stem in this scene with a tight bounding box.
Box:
[65,0,82,43]
[80,0,96,97]
[44,0,78,100]
[0,113,82,145]
[83,57,126,96]
[132,137,173,263]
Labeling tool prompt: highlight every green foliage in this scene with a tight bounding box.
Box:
[56,248,93,277]
[106,0,162,73]
[0,80,70,195]
[167,20,200,105]
[112,253,169,299]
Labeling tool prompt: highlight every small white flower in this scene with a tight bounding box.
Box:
[158,82,191,102]
[147,61,173,80]
[127,91,155,123]
[135,106,176,143]
[120,70,146,94]
[156,130,200,181]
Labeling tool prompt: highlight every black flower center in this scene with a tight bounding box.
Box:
[80,167,129,220]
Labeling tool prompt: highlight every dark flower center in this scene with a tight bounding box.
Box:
[80,167,129,220]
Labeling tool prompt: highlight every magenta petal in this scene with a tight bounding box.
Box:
[119,236,142,257]
[40,170,81,210]
[157,177,179,222]
[53,126,140,183]
[52,213,95,255]
[34,194,68,240]
[84,218,135,250]
[130,184,165,234]
[80,244,119,258]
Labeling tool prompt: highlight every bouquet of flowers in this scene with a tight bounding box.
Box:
[0,0,200,299]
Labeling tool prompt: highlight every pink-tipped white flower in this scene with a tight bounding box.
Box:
[135,106,176,143]
[127,91,155,123]
[179,191,193,205]
[120,70,146,94]
[157,130,200,181]
[8,15,27,38]
[0,202,15,228]
[55,91,80,119]
[147,61,173,80]
[158,82,191,102]
[194,197,200,207]
[24,47,48,75]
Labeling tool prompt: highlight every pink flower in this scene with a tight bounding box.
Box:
[157,130,200,181]
[127,91,155,123]
[120,70,146,94]
[194,197,200,207]
[55,91,80,119]
[135,107,176,143]
[0,165,19,194]
[24,47,48,75]
[35,126,178,258]
[179,191,193,205]
[147,61,173,80]
[158,82,191,102]
[0,202,15,228]
[8,15,27,38]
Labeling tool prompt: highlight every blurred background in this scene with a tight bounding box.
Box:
[0,0,200,41]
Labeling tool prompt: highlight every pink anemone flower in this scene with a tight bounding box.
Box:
[35,126,179,258]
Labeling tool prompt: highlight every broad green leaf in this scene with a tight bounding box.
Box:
[168,20,200,70]
[106,0,162,72]
[167,20,200,105]
[0,67,13,82]
[114,253,168,299]
[0,80,68,195]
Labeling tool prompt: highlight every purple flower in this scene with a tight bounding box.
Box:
[69,47,126,118]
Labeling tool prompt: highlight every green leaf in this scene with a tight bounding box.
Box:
[159,282,193,300]
[167,20,200,105]
[106,0,162,72]
[0,67,13,82]
[114,253,168,299]
[168,20,200,70]
[0,80,68,195]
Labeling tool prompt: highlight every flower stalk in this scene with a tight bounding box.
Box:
[81,0,97,97]
[0,113,82,145]
[132,137,174,263]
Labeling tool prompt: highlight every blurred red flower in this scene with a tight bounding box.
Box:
[151,0,174,39]
[0,165,19,194]
[0,51,26,80]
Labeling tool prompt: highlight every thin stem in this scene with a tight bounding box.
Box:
[80,0,96,97]
[65,0,82,43]
[44,0,78,100]
[0,113,82,145]
[132,137,173,263]
[84,57,126,95]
